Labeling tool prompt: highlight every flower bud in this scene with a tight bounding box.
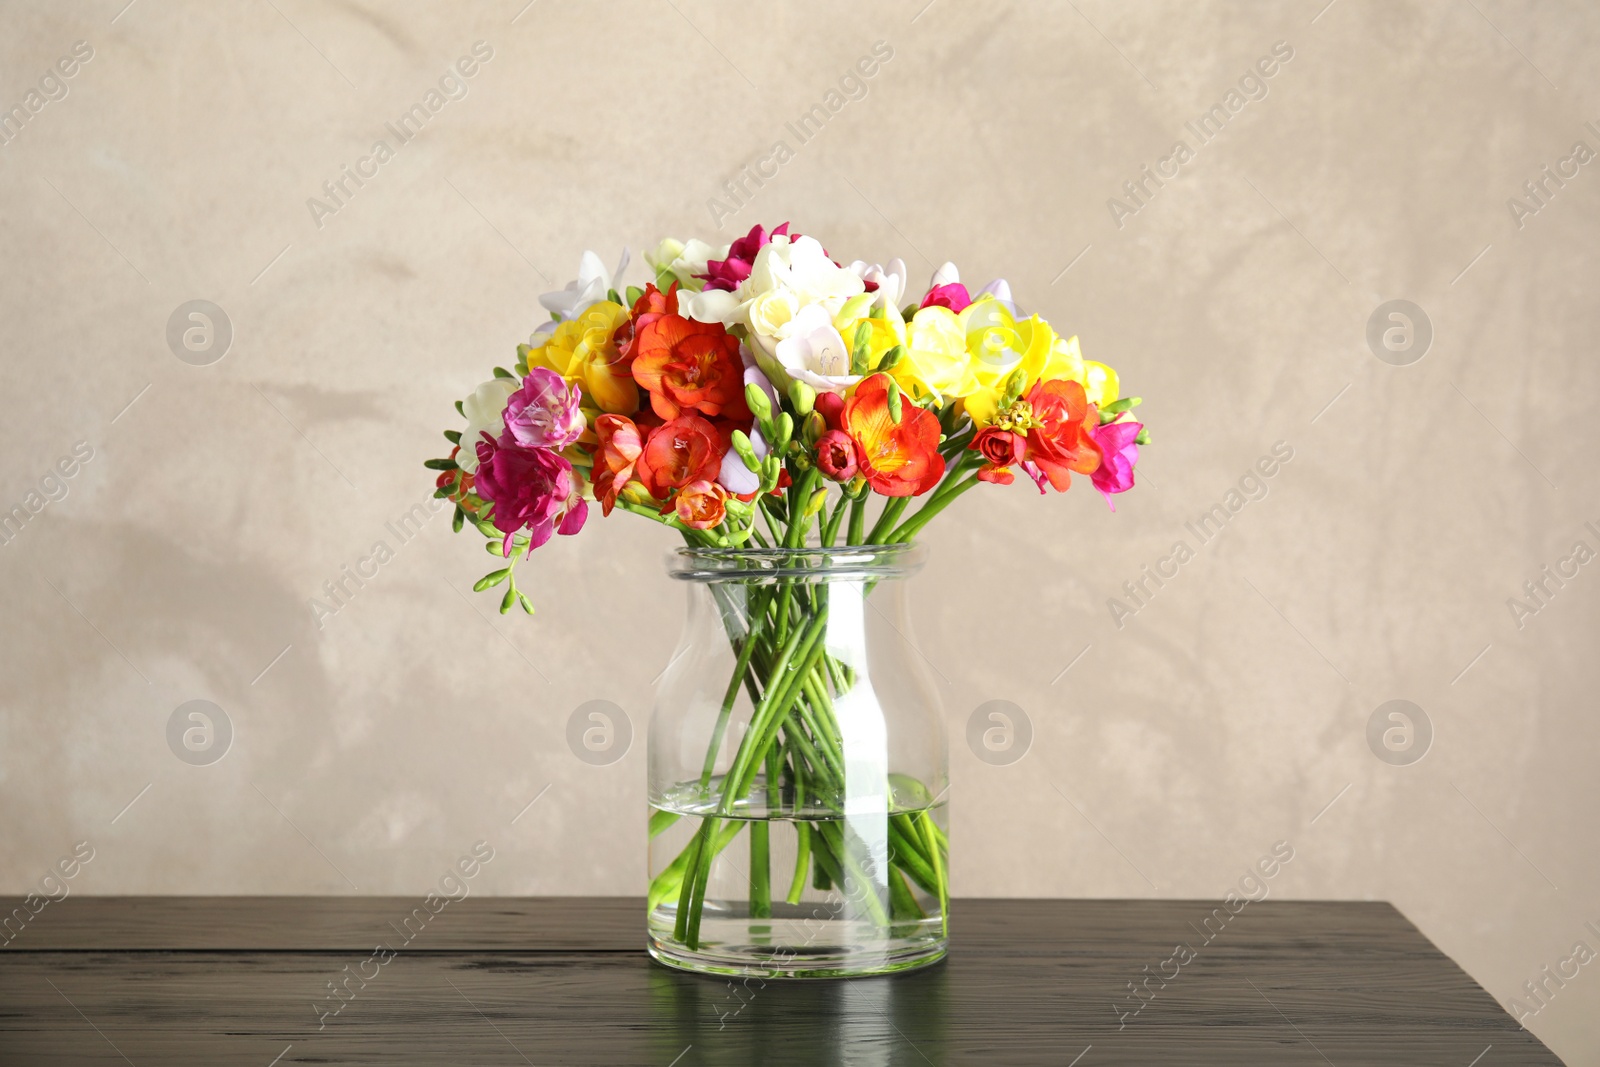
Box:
[846,473,869,497]
[815,430,860,483]
[1000,367,1028,408]
[774,412,794,448]
[886,377,903,424]
[802,410,827,446]
[879,344,907,370]
[805,487,829,517]
[836,292,873,323]
[1135,427,1151,445]
[731,430,761,472]
[850,322,873,376]
[745,382,773,422]
[788,380,816,416]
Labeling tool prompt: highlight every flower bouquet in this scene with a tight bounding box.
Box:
[428,223,1146,976]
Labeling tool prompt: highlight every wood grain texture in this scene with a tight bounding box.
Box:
[0,898,1561,1066]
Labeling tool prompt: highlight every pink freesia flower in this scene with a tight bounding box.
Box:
[698,222,791,291]
[1089,420,1141,510]
[920,282,972,313]
[474,436,587,551]
[502,368,585,451]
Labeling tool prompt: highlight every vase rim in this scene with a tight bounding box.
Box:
[666,542,927,580]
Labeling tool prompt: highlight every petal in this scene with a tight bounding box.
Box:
[558,499,588,535]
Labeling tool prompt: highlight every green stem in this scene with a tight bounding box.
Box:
[847,493,867,545]
[866,496,910,544]
[699,617,764,792]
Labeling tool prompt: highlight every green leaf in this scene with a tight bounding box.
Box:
[493,366,515,380]
[606,288,621,306]
[424,457,458,471]
[473,568,511,592]
[444,429,462,444]
[455,400,465,417]
[625,285,644,307]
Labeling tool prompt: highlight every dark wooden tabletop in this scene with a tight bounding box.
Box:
[0,897,1559,1066]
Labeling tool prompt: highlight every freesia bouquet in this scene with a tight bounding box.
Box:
[429,223,1145,606]
[427,223,1146,973]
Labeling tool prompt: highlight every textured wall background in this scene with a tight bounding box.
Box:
[2,0,1597,1060]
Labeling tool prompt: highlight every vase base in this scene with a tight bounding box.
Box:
[647,908,947,979]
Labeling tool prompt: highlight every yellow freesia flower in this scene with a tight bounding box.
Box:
[525,301,638,415]
[890,305,974,401]
[1081,359,1119,407]
[959,298,1058,425]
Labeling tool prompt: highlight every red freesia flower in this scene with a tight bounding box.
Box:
[632,313,750,422]
[970,427,1025,485]
[814,390,844,431]
[437,445,477,504]
[814,429,859,482]
[591,414,643,516]
[635,414,725,501]
[675,479,728,529]
[698,222,790,291]
[842,374,945,497]
[1022,379,1100,493]
[617,282,679,365]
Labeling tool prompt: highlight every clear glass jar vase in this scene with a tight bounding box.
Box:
[647,544,949,978]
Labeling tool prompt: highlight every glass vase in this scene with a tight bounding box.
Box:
[647,544,948,978]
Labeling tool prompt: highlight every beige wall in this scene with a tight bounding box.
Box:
[2,0,1597,1060]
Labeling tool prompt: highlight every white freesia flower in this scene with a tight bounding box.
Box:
[645,237,723,292]
[456,378,518,474]
[977,277,1012,304]
[774,304,859,395]
[679,286,743,326]
[537,248,630,324]
[848,258,908,312]
[928,261,960,290]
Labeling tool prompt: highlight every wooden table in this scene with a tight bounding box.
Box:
[0,897,1559,1065]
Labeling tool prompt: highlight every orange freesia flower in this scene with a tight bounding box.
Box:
[591,414,643,516]
[632,313,749,422]
[635,414,724,500]
[842,374,945,497]
[1024,379,1100,492]
[675,479,728,529]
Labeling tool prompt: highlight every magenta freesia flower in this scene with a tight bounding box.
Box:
[920,282,973,313]
[474,436,587,551]
[502,367,585,451]
[698,222,792,291]
[1089,420,1141,510]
